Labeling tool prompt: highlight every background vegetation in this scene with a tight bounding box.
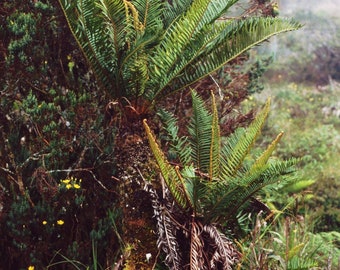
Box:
[0,0,339,269]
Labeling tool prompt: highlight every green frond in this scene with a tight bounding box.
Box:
[143,119,188,210]
[209,91,221,180]
[205,158,298,223]
[60,0,301,103]
[131,0,163,30]
[178,165,205,214]
[220,98,271,178]
[188,90,212,172]
[175,166,195,210]
[161,0,192,28]
[58,0,125,96]
[149,0,213,98]
[248,131,284,176]
[157,18,302,97]
[198,0,238,27]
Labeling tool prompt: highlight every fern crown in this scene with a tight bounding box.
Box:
[58,0,301,105]
[144,90,298,223]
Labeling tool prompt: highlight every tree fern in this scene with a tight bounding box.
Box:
[144,91,299,267]
[58,0,302,107]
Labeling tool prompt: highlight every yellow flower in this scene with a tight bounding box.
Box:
[60,177,82,190]
[73,183,81,189]
[42,220,47,225]
[57,220,64,225]
[28,266,34,270]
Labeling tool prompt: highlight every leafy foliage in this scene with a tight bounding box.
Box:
[144,90,298,268]
[58,0,301,109]
[245,82,340,232]
[0,1,120,268]
[0,0,307,268]
[239,210,340,269]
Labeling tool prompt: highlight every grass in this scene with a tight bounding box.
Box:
[239,80,340,268]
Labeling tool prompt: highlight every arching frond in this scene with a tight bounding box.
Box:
[220,98,271,178]
[143,119,188,210]
[155,18,302,98]
[205,158,298,223]
[148,0,213,95]
[198,0,238,27]
[60,0,301,103]
[248,131,284,176]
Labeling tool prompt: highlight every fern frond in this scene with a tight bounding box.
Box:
[248,131,284,176]
[220,98,271,178]
[198,0,237,27]
[131,0,163,29]
[143,119,188,210]
[190,221,204,270]
[156,18,302,98]
[181,165,207,216]
[58,0,124,96]
[203,224,240,269]
[148,0,213,96]
[162,0,192,27]
[206,158,298,223]
[143,181,182,270]
[175,166,195,210]
[188,90,212,172]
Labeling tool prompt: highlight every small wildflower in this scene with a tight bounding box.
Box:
[28,266,34,270]
[57,220,64,225]
[42,220,47,225]
[60,177,82,190]
[73,183,81,189]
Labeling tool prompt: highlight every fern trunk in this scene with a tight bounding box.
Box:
[114,120,158,269]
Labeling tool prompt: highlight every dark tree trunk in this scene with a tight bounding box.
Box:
[114,118,159,269]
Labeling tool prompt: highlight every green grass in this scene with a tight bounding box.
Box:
[239,81,340,268]
[243,81,340,232]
